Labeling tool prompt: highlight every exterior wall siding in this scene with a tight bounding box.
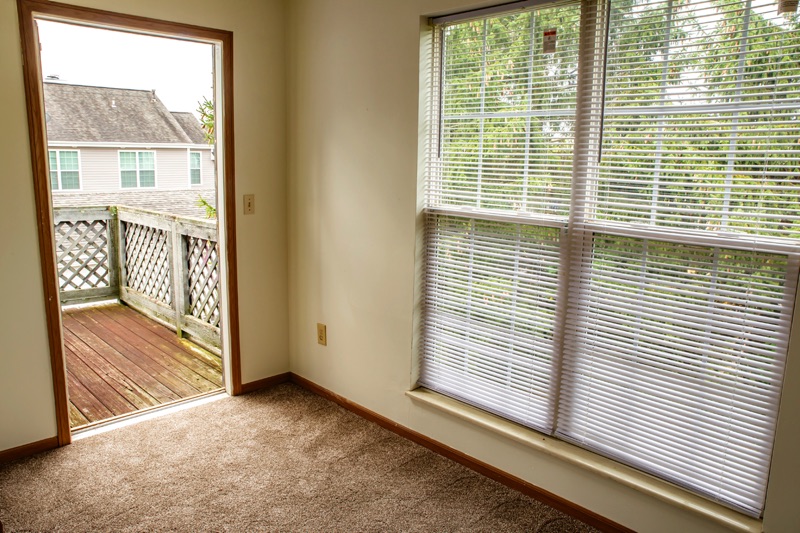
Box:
[50,146,215,193]
[156,148,188,189]
[66,147,116,192]
[200,149,216,188]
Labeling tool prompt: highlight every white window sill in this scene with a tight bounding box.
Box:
[406,387,762,533]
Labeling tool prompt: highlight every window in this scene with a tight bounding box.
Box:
[119,151,156,188]
[48,150,80,190]
[190,151,202,185]
[420,0,800,518]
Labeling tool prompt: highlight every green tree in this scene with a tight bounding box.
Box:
[197,96,215,144]
[439,5,581,216]
[196,96,217,218]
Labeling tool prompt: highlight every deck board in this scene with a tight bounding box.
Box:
[113,307,223,371]
[63,332,162,409]
[66,352,137,416]
[66,369,115,423]
[64,314,197,399]
[67,310,209,396]
[63,303,223,429]
[95,306,222,383]
[68,402,90,427]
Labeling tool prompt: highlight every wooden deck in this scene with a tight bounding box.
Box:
[63,303,223,429]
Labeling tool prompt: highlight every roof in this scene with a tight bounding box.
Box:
[43,82,206,145]
[51,189,217,220]
[171,112,208,144]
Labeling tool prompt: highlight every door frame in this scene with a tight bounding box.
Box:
[17,0,243,446]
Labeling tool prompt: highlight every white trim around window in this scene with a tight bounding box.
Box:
[118,150,157,189]
[47,149,81,192]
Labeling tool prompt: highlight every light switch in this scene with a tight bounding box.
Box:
[243,194,255,215]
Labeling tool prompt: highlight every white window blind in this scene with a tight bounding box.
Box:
[592,0,800,239]
[421,0,584,433]
[421,0,800,518]
[421,215,563,431]
[558,237,798,514]
[428,0,581,219]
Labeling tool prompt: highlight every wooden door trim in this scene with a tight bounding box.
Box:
[16,0,242,447]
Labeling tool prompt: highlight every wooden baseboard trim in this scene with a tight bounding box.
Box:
[0,436,59,464]
[240,372,291,394]
[289,374,633,533]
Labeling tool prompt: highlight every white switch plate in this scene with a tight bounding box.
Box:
[243,194,255,215]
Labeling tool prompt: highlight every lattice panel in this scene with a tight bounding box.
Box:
[124,222,172,305]
[55,220,110,291]
[186,236,220,327]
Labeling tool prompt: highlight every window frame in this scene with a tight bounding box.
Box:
[118,149,157,189]
[420,0,800,519]
[47,149,81,192]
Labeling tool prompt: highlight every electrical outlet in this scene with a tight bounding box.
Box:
[317,323,327,346]
[243,194,255,215]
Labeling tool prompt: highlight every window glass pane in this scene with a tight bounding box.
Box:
[60,171,80,190]
[190,152,201,184]
[121,170,138,188]
[436,4,580,218]
[119,152,137,171]
[48,150,58,171]
[50,171,59,191]
[595,0,800,239]
[138,152,155,170]
[420,214,562,432]
[139,170,156,188]
[59,151,79,171]
[559,235,796,515]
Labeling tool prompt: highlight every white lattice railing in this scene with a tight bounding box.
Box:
[54,207,119,303]
[54,206,221,349]
[123,221,172,305]
[186,236,221,328]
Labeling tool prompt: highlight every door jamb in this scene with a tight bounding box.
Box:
[16,0,243,447]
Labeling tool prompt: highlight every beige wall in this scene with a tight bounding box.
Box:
[286,0,800,531]
[0,0,57,450]
[0,0,288,450]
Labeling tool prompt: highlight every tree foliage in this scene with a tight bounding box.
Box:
[437,0,800,238]
[196,96,217,218]
[197,96,215,145]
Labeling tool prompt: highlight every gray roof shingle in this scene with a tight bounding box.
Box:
[171,112,208,144]
[51,189,217,220]
[44,82,202,144]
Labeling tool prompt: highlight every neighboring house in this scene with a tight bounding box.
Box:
[44,82,215,194]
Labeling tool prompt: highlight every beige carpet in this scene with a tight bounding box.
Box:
[0,384,599,532]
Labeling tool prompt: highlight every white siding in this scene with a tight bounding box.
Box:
[200,149,216,189]
[189,147,217,189]
[154,148,185,189]
[49,146,215,192]
[65,147,117,192]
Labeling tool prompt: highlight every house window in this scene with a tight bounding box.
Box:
[420,0,800,518]
[120,151,156,188]
[190,151,202,185]
[48,150,80,190]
